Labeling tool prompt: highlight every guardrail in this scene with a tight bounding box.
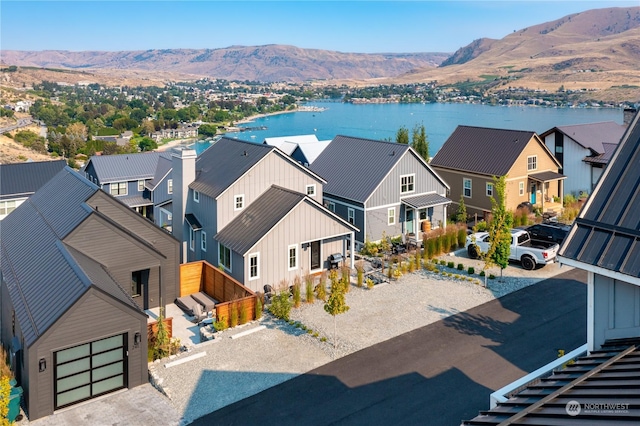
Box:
[489,343,588,408]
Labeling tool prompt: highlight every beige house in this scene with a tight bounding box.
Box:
[430,125,565,219]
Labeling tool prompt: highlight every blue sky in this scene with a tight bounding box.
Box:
[1,1,637,53]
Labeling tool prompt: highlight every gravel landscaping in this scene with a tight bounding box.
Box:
[151,249,571,424]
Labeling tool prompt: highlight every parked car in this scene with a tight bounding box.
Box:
[465,229,559,270]
[525,222,571,245]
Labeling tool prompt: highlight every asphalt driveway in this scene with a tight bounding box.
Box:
[191,268,587,426]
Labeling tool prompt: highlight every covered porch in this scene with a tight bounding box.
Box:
[528,171,566,215]
[401,193,451,244]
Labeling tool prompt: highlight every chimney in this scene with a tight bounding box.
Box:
[171,147,197,263]
[623,108,637,127]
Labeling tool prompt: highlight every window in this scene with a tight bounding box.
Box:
[527,155,537,171]
[167,179,173,194]
[288,245,298,270]
[463,178,472,198]
[327,201,335,213]
[193,190,200,203]
[0,200,17,216]
[388,207,395,225]
[189,228,195,251]
[131,269,149,297]
[348,208,355,225]
[486,183,494,197]
[138,180,145,192]
[401,174,415,194]
[306,184,316,196]
[519,182,525,196]
[234,194,244,211]
[201,231,207,252]
[249,253,259,279]
[110,181,127,196]
[219,244,231,271]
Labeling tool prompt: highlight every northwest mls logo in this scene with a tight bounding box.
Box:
[565,400,581,416]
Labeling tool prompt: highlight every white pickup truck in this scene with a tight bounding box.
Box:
[465,229,559,270]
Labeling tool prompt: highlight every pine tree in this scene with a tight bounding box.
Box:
[396,126,409,144]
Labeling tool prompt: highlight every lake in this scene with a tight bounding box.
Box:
[194,101,624,155]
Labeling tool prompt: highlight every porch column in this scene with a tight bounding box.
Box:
[349,231,355,269]
[560,179,564,207]
[443,204,448,230]
[541,181,545,213]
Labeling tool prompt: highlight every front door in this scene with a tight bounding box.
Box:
[530,183,537,204]
[406,209,414,234]
[310,240,321,270]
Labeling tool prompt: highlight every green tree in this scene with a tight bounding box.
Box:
[411,123,429,161]
[456,194,467,224]
[324,271,350,350]
[395,126,409,144]
[198,123,217,137]
[154,313,170,360]
[489,175,513,281]
[138,136,158,151]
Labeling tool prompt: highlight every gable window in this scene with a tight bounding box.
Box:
[519,182,525,196]
[219,244,231,271]
[288,245,298,270]
[486,183,494,197]
[201,231,207,252]
[348,208,355,225]
[131,269,149,298]
[388,207,395,226]
[0,200,17,216]
[167,179,173,194]
[527,155,537,171]
[327,201,335,213]
[193,190,200,203]
[463,178,472,198]
[306,184,316,197]
[234,194,244,211]
[110,181,127,196]
[138,180,145,192]
[249,253,259,280]
[401,174,415,194]
[189,228,195,251]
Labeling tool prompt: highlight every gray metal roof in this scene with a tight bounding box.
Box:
[560,110,640,278]
[584,142,618,165]
[430,126,541,176]
[0,167,142,347]
[86,152,165,183]
[118,194,154,208]
[401,193,451,209]
[542,121,627,154]
[463,338,640,425]
[310,135,411,203]
[0,159,66,199]
[214,185,306,255]
[185,213,202,230]
[146,154,172,190]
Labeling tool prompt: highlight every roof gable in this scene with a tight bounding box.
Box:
[543,121,626,154]
[0,159,66,199]
[85,152,166,183]
[310,135,410,203]
[431,126,538,176]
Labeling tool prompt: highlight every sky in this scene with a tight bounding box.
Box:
[1,1,638,53]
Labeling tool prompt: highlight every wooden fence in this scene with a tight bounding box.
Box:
[179,260,257,327]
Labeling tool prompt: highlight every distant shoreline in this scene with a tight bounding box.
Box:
[235,108,298,125]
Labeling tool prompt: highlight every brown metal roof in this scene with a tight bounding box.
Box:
[430,126,539,176]
[529,171,566,182]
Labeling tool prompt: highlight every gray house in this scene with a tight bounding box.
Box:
[172,137,357,292]
[0,159,66,220]
[310,135,450,249]
[559,109,640,352]
[0,167,179,420]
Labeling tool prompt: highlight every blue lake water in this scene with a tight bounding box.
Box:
[194,101,624,156]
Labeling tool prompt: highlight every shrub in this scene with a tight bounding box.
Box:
[316,272,327,301]
[305,273,314,303]
[341,266,351,293]
[457,263,464,270]
[355,261,364,287]
[414,252,421,270]
[467,266,475,274]
[439,260,446,266]
[447,261,455,268]
[366,278,374,289]
[480,270,486,277]
[320,337,327,342]
[489,274,496,280]
[313,331,319,338]
[293,277,301,308]
[255,296,263,319]
[214,316,228,332]
[230,301,239,327]
[476,221,488,232]
[457,227,467,248]
[269,290,292,321]
[239,301,248,325]
[307,329,313,334]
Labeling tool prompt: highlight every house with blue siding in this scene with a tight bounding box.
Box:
[310,135,451,249]
[171,137,357,292]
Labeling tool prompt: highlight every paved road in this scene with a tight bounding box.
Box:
[0,117,33,133]
[191,268,587,426]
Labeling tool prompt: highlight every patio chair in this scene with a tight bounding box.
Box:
[191,303,207,324]
[264,284,275,301]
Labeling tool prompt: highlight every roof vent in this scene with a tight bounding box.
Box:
[242,150,248,156]
[391,150,395,156]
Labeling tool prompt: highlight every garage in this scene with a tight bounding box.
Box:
[54,333,128,410]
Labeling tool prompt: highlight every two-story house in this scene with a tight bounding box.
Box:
[0,167,179,420]
[430,126,565,219]
[172,137,357,292]
[310,135,451,249]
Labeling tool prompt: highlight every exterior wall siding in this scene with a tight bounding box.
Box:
[562,138,592,196]
[325,198,364,243]
[366,204,402,242]
[432,168,493,217]
[28,289,146,420]
[508,138,559,178]
[593,274,640,350]
[152,174,173,207]
[187,191,218,266]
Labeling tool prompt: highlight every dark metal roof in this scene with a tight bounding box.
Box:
[86,152,164,183]
[185,213,202,230]
[310,135,411,203]
[146,154,172,190]
[118,194,153,208]
[463,338,640,425]
[559,110,640,278]
[0,167,143,347]
[430,126,541,176]
[541,121,626,154]
[529,171,566,182]
[0,159,66,199]
[401,193,451,209]
[214,186,306,255]
[584,143,618,165]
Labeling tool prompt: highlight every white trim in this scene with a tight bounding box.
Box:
[167,179,173,194]
[309,240,323,273]
[218,243,232,272]
[527,155,538,171]
[299,231,353,246]
[234,194,245,211]
[305,184,316,197]
[400,173,416,194]
[137,180,145,192]
[322,195,365,211]
[288,244,298,271]
[387,207,395,225]
[463,178,472,198]
[248,252,260,280]
[367,201,403,211]
[587,271,595,352]
[486,182,494,197]
[519,181,524,196]
[347,207,355,225]
[189,227,195,251]
[558,256,640,287]
[327,201,335,212]
[201,231,207,252]
[110,181,128,196]
[193,190,200,203]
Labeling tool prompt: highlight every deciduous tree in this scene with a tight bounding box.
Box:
[489,175,513,281]
[324,271,350,351]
